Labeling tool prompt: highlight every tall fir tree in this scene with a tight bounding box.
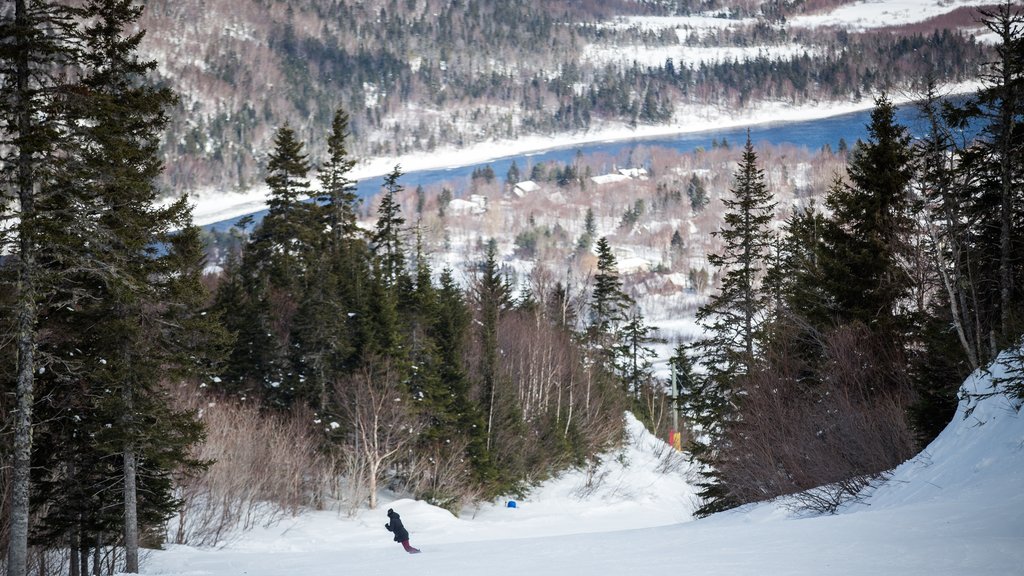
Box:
[373,165,408,290]
[0,2,78,572]
[66,0,214,569]
[588,236,631,348]
[474,239,513,451]
[222,124,316,404]
[819,94,916,342]
[691,134,776,516]
[318,107,360,242]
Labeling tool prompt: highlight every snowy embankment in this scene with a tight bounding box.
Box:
[143,353,1024,576]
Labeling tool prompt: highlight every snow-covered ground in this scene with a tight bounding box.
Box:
[788,0,989,30]
[142,353,1024,576]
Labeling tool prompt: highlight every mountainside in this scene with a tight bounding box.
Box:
[143,351,1024,576]
[138,0,992,195]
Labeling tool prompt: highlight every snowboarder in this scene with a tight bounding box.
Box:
[385,508,421,554]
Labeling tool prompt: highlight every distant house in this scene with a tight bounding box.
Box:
[448,194,487,215]
[590,168,649,186]
[590,173,630,186]
[512,180,540,197]
[618,167,649,180]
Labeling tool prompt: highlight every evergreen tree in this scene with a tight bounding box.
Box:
[318,107,359,242]
[221,124,318,404]
[588,237,631,346]
[0,2,78,572]
[435,269,495,484]
[691,134,776,515]
[258,123,318,281]
[949,3,1024,362]
[506,160,521,186]
[373,165,407,289]
[819,94,916,341]
[616,311,657,398]
[576,207,596,253]
[474,239,513,451]
[687,173,709,213]
[908,83,974,443]
[696,134,777,374]
[70,0,214,568]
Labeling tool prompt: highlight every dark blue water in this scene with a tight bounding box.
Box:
[204,100,959,233]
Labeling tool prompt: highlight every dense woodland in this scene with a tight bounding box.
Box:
[137,0,990,192]
[2,1,1024,576]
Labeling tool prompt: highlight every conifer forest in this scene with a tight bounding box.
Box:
[1,1,1023,575]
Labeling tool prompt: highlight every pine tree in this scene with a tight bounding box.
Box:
[373,165,407,289]
[696,134,776,376]
[68,0,212,568]
[576,207,596,253]
[0,2,78,572]
[435,268,494,483]
[589,236,630,345]
[691,134,776,515]
[908,83,975,443]
[318,107,359,242]
[257,123,318,283]
[223,124,317,403]
[948,3,1024,361]
[687,174,709,213]
[474,239,513,451]
[616,311,657,398]
[506,160,521,186]
[819,94,916,340]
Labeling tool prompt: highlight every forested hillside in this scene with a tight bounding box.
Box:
[139,0,990,193]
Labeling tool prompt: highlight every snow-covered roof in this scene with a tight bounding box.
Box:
[618,167,649,180]
[513,180,540,197]
[590,173,631,186]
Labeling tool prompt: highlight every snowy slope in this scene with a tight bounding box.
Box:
[142,357,1024,576]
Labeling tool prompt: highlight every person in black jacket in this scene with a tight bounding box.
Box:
[385,508,421,553]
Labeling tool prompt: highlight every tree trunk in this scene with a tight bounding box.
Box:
[80,541,89,576]
[7,1,37,575]
[124,446,140,572]
[70,531,80,576]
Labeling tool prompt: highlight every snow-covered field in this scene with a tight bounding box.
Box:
[142,354,1024,576]
[788,0,990,30]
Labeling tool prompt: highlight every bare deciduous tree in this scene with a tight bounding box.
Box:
[336,360,423,510]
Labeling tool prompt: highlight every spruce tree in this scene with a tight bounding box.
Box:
[0,2,77,572]
[373,165,407,290]
[695,134,776,377]
[318,107,359,242]
[949,4,1024,361]
[691,134,776,515]
[616,311,657,398]
[589,236,630,346]
[819,94,915,340]
[224,124,317,404]
[68,0,213,568]
[474,239,513,451]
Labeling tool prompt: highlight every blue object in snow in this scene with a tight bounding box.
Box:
[506,500,517,508]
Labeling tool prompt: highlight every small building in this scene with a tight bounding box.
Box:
[512,180,540,197]
[590,173,630,186]
[448,194,487,215]
[618,167,649,180]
